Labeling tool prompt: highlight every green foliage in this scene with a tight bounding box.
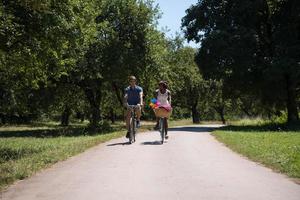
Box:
[0,0,98,123]
[1,0,263,126]
[71,0,163,127]
[0,0,167,126]
[182,0,300,122]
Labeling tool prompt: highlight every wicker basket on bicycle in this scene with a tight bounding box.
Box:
[153,107,172,118]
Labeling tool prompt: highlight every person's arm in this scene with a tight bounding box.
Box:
[154,89,158,99]
[168,90,172,105]
[139,91,143,106]
[123,89,128,107]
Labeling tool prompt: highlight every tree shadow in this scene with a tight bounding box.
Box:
[141,141,164,145]
[0,127,115,138]
[107,142,131,146]
[218,122,300,132]
[168,126,221,133]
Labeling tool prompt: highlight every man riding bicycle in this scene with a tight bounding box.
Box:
[124,76,143,138]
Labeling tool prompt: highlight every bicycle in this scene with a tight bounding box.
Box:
[153,107,170,144]
[127,104,140,144]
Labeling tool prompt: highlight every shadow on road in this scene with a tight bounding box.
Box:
[168,126,222,133]
[141,141,163,145]
[107,142,131,146]
[218,122,300,132]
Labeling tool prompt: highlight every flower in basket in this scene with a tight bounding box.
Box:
[156,101,160,107]
[149,98,160,109]
[151,98,157,104]
[149,102,155,109]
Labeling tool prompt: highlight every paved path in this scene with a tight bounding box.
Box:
[1,125,300,200]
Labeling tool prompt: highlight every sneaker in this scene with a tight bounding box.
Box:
[136,120,141,128]
[165,134,169,139]
[126,131,130,138]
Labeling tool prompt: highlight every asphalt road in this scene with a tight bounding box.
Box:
[2,125,300,200]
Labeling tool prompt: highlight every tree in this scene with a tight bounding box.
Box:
[182,0,300,122]
[165,37,204,123]
[0,0,98,123]
[72,0,161,127]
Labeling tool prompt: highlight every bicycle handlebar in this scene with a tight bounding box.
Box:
[127,104,141,109]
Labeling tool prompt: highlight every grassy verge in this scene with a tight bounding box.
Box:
[213,122,300,179]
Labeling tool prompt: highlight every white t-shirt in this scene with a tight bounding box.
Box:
[156,89,170,106]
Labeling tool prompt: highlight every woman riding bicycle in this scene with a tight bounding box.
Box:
[154,81,171,139]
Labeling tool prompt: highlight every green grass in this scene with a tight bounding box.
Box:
[169,118,194,126]
[213,123,300,179]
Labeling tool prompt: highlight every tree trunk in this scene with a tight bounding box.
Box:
[220,110,226,124]
[76,112,85,122]
[85,88,102,128]
[215,106,226,124]
[110,108,115,124]
[241,107,252,117]
[191,104,200,124]
[112,82,124,107]
[91,104,100,127]
[0,113,6,124]
[80,113,84,122]
[285,75,299,123]
[61,106,71,126]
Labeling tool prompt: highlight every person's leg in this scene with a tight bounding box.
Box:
[164,118,169,138]
[136,106,141,121]
[154,117,159,129]
[135,105,142,127]
[126,109,131,136]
